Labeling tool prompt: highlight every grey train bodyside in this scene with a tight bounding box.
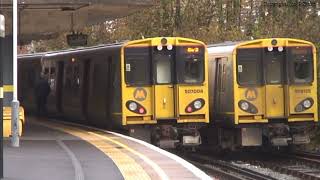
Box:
[18,44,123,129]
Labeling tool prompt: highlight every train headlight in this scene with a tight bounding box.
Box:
[167,44,173,50]
[185,98,205,113]
[303,99,311,108]
[295,98,314,112]
[194,100,202,109]
[238,100,258,114]
[129,102,138,111]
[240,101,249,111]
[157,45,163,51]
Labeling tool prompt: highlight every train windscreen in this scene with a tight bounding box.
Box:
[289,47,313,84]
[125,45,205,85]
[236,48,263,86]
[264,49,285,84]
[176,46,205,84]
[153,52,173,84]
[236,46,314,86]
[124,47,152,85]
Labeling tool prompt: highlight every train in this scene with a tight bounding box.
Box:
[202,38,318,150]
[18,37,209,148]
[18,37,318,150]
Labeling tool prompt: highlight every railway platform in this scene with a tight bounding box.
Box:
[3,117,211,180]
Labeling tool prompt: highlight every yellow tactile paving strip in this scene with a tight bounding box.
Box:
[36,120,152,180]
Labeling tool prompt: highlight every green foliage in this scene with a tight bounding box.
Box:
[32,0,320,52]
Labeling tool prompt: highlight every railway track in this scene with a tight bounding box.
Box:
[244,151,320,180]
[177,152,278,180]
[183,149,320,180]
[289,151,320,167]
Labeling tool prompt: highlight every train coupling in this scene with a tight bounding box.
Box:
[271,137,292,146]
[182,135,201,146]
[292,134,310,144]
[159,139,179,149]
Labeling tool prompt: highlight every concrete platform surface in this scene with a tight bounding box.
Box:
[3,117,211,180]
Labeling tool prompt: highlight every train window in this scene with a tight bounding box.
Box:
[236,48,263,86]
[290,47,313,84]
[217,63,222,90]
[63,63,81,95]
[50,67,56,75]
[125,47,152,85]
[184,57,203,83]
[265,50,284,84]
[154,53,172,84]
[64,65,72,89]
[222,64,226,91]
[44,67,49,75]
[294,61,311,79]
[177,46,205,84]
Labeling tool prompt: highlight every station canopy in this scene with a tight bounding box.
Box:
[0,0,153,42]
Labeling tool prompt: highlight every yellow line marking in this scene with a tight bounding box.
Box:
[36,121,151,180]
[3,85,14,92]
[89,132,169,180]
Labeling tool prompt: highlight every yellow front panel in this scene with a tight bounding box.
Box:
[265,85,285,118]
[154,85,174,119]
[122,87,153,116]
[288,86,317,121]
[178,86,208,115]
[233,38,318,124]
[121,37,209,125]
[236,87,266,123]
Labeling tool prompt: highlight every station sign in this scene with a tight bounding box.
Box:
[67,32,88,47]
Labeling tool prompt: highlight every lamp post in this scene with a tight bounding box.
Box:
[11,0,19,148]
[0,11,4,180]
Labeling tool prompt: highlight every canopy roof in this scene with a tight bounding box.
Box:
[0,0,153,42]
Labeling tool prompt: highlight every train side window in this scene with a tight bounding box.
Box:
[216,57,227,92]
[64,65,72,89]
[236,48,262,86]
[44,67,49,75]
[218,63,222,91]
[50,67,56,75]
[73,64,81,91]
[49,67,56,91]
[289,47,313,84]
[222,63,226,92]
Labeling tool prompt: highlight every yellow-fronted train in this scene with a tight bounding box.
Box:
[18,37,209,148]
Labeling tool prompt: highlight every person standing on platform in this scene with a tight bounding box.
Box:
[35,74,51,116]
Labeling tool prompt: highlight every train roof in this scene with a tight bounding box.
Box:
[207,41,243,55]
[18,42,125,60]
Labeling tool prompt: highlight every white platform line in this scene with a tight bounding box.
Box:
[56,139,85,180]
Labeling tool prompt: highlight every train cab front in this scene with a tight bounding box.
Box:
[235,38,318,147]
[121,37,209,148]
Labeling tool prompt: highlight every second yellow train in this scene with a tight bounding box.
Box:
[202,38,318,150]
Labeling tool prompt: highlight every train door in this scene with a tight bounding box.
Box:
[81,59,90,118]
[153,51,175,119]
[87,60,109,126]
[214,58,227,113]
[56,61,64,113]
[264,51,285,118]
